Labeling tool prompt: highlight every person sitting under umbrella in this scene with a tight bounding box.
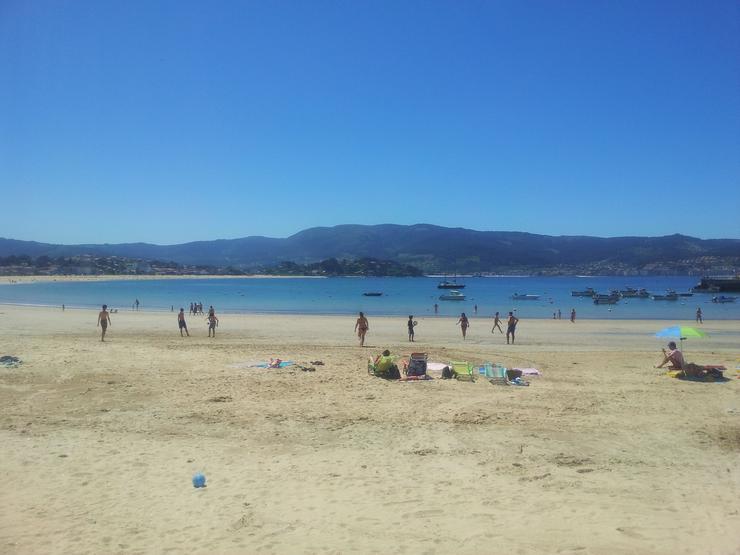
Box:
[655,341,685,370]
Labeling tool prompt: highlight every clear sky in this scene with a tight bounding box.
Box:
[1,0,739,244]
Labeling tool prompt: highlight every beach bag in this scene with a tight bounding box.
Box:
[441,366,453,379]
[406,358,427,377]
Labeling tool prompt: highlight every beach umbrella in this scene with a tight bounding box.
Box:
[654,325,707,351]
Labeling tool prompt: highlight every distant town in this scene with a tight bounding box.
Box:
[0,254,736,278]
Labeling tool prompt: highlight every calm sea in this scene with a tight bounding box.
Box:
[0,276,738,320]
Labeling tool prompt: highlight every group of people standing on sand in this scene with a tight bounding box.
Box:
[189,302,204,315]
[95,303,219,341]
[353,310,523,346]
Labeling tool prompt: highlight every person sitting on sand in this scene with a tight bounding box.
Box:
[178,308,189,337]
[97,304,111,342]
[207,310,219,337]
[355,312,369,347]
[373,349,400,380]
[655,341,684,370]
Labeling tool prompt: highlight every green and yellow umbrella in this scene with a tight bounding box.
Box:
[655,325,707,351]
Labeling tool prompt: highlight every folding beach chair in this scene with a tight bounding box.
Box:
[486,364,510,385]
[450,361,474,381]
[405,352,428,377]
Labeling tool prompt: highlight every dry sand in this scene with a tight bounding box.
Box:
[0,305,738,554]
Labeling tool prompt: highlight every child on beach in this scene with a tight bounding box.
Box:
[207,310,219,337]
[97,304,111,342]
[491,311,503,334]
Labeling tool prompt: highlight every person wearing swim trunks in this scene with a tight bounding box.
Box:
[207,310,219,337]
[491,311,503,334]
[407,315,416,342]
[570,308,576,323]
[655,341,684,371]
[506,311,519,344]
[178,308,189,337]
[457,312,469,339]
[354,312,369,347]
[97,304,111,342]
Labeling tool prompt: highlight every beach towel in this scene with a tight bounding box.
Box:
[400,374,433,381]
[227,360,295,369]
[514,368,541,376]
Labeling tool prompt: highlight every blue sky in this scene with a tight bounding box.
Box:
[1,0,738,244]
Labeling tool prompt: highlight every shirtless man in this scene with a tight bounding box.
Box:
[491,311,503,334]
[354,312,369,347]
[506,311,519,344]
[178,308,190,337]
[97,304,111,342]
[655,341,684,370]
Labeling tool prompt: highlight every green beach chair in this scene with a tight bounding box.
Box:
[451,361,474,381]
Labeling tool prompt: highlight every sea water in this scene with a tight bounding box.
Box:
[1,276,738,320]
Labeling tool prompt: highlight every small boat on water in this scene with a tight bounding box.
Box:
[511,293,540,301]
[652,290,679,301]
[571,287,596,297]
[438,280,466,289]
[362,292,383,297]
[712,295,737,303]
[439,290,466,301]
[594,297,619,305]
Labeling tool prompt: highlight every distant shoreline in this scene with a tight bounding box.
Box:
[2,274,328,284]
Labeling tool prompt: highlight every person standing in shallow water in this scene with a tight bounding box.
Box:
[97,304,111,342]
[354,312,369,347]
[457,312,469,339]
[570,308,576,323]
[696,307,703,324]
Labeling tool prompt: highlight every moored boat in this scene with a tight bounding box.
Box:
[712,295,737,303]
[511,293,540,301]
[652,290,679,301]
[594,297,619,305]
[362,292,383,297]
[438,280,466,289]
[439,290,466,301]
[571,287,596,297]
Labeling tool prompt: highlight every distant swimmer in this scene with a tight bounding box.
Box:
[491,311,503,334]
[178,308,190,337]
[354,312,369,347]
[97,304,111,342]
[506,311,519,344]
[457,312,469,339]
[206,310,219,337]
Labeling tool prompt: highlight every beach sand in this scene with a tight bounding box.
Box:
[1,305,738,554]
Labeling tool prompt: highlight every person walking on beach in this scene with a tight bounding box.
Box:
[407,315,416,342]
[506,311,519,344]
[474,304,478,314]
[557,309,561,320]
[434,303,438,315]
[355,312,369,347]
[696,307,703,324]
[206,309,219,337]
[457,312,470,339]
[97,304,111,342]
[570,308,576,323]
[178,308,189,337]
[135,298,139,311]
[491,311,503,334]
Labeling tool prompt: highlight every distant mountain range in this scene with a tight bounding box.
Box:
[1,225,739,275]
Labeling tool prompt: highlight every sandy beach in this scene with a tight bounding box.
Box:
[0,305,738,554]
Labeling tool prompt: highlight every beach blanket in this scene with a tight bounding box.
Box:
[400,375,433,381]
[514,368,541,376]
[0,356,21,368]
[227,360,294,369]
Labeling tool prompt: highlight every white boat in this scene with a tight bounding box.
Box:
[439,290,466,301]
[712,295,737,303]
[511,293,540,301]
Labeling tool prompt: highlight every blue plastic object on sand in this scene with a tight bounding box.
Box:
[192,473,206,488]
